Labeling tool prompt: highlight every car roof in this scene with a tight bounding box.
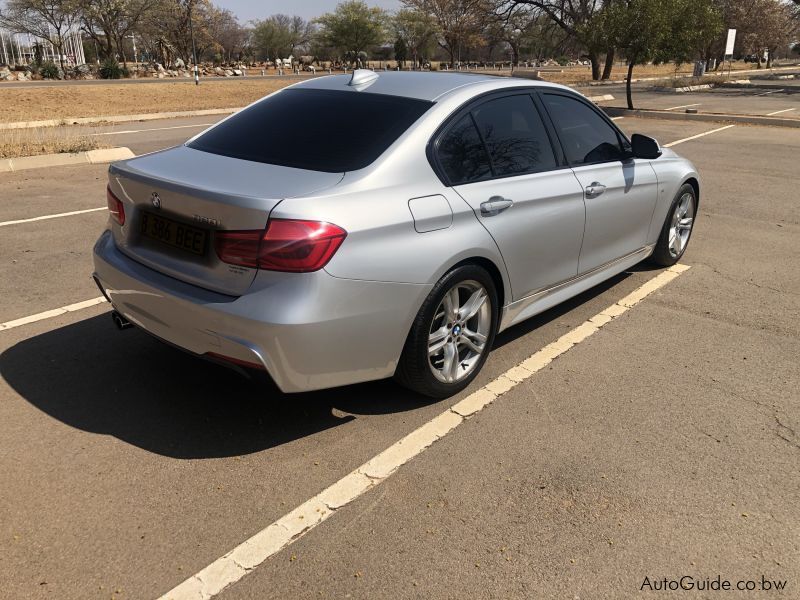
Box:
[293,71,571,102]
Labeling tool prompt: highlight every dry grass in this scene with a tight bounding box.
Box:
[0,126,108,158]
[0,61,763,124]
[539,60,756,85]
[0,78,291,123]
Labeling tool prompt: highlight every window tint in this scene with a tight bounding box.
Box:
[437,114,492,185]
[543,93,625,165]
[472,95,557,176]
[188,89,433,173]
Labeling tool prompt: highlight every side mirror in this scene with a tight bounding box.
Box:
[631,134,662,159]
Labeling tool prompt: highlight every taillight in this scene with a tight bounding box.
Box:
[215,219,347,273]
[106,186,125,226]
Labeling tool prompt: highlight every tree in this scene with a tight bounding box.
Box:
[494,0,615,80]
[315,0,386,65]
[394,36,407,66]
[402,0,486,68]
[252,14,313,62]
[606,0,723,108]
[206,7,247,63]
[78,0,160,65]
[0,0,82,73]
[392,8,436,68]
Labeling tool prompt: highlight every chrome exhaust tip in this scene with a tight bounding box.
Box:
[111,310,133,331]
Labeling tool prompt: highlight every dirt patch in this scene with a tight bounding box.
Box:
[0,62,768,124]
[0,79,292,123]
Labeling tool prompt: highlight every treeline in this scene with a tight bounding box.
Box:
[1,0,797,78]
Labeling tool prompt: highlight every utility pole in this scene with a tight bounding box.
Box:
[187,0,199,85]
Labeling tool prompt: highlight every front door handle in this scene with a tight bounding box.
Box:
[585,182,606,198]
[480,196,514,216]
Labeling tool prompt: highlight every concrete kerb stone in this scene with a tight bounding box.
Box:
[601,107,800,128]
[0,147,135,173]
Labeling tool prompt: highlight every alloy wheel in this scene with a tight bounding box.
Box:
[428,280,492,383]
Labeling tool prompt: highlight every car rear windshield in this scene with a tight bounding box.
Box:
[187,88,434,173]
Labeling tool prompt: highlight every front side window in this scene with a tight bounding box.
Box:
[436,114,492,185]
[543,93,625,165]
[471,95,557,176]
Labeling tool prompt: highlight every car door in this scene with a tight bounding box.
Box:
[436,93,586,301]
[540,92,659,274]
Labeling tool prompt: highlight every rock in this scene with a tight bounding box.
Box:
[155,63,165,72]
[214,66,224,76]
[173,58,185,69]
[232,69,242,76]
[16,71,28,81]
[223,69,233,77]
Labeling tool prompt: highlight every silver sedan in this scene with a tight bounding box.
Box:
[93,70,699,397]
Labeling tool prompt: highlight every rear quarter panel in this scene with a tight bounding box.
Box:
[269,92,513,304]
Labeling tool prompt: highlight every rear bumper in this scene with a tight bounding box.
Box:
[92,230,430,392]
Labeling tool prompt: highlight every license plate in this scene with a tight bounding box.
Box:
[140,212,207,256]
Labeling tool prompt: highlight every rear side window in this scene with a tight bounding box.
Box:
[437,114,492,185]
[188,89,433,173]
[543,93,625,165]
[472,95,556,176]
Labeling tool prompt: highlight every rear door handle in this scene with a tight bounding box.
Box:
[480,196,514,216]
[585,182,606,198]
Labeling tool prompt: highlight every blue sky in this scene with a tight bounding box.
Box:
[215,0,403,23]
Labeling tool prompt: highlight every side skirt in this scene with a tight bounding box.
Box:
[498,245,655,332]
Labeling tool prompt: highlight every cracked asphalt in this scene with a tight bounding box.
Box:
[0,115,797,599]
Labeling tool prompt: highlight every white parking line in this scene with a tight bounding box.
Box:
[0,297,106,332]
[0,207,106,228]
[663,103,701,111]
[663,125,736,148]
[756,89,784,96]
[766,108,796,116]
[90,123,214,136]
[158,264,691,600]
[611,116,624,121]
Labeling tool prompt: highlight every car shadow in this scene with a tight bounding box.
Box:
[0,315,435,460]
[0,265,652,460]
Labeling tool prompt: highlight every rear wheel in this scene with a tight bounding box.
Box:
[650,183,696,266]
[395,265,498,398]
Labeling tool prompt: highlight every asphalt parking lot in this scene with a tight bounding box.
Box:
[1,111,798,599]
[592,76,800,119]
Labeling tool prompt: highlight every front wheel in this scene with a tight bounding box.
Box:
[650,183,697,266]
[395,265,498,398]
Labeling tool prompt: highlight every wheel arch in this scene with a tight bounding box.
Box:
[683,177,700,208]
[446,256,507,311]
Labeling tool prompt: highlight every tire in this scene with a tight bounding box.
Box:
[395,264,499,398]
[650,183,697,266]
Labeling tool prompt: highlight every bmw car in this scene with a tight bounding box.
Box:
[93,70,699,398]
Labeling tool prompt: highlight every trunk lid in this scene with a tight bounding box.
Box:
[108,145,344,296]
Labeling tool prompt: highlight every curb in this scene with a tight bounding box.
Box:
[652,84,714,93]
[0,147,135,173]
[0,108,242,131]
[601,107,800,128]
[586,93,615,102]
[720,81,795,90]
[579,64,800,87]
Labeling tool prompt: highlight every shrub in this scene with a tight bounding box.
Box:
[99,58,124,79]
[40,61,60,80]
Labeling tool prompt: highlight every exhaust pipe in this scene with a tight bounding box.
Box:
[111,310,133,331]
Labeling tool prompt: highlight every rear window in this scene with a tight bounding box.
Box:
[188,88,433,173]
